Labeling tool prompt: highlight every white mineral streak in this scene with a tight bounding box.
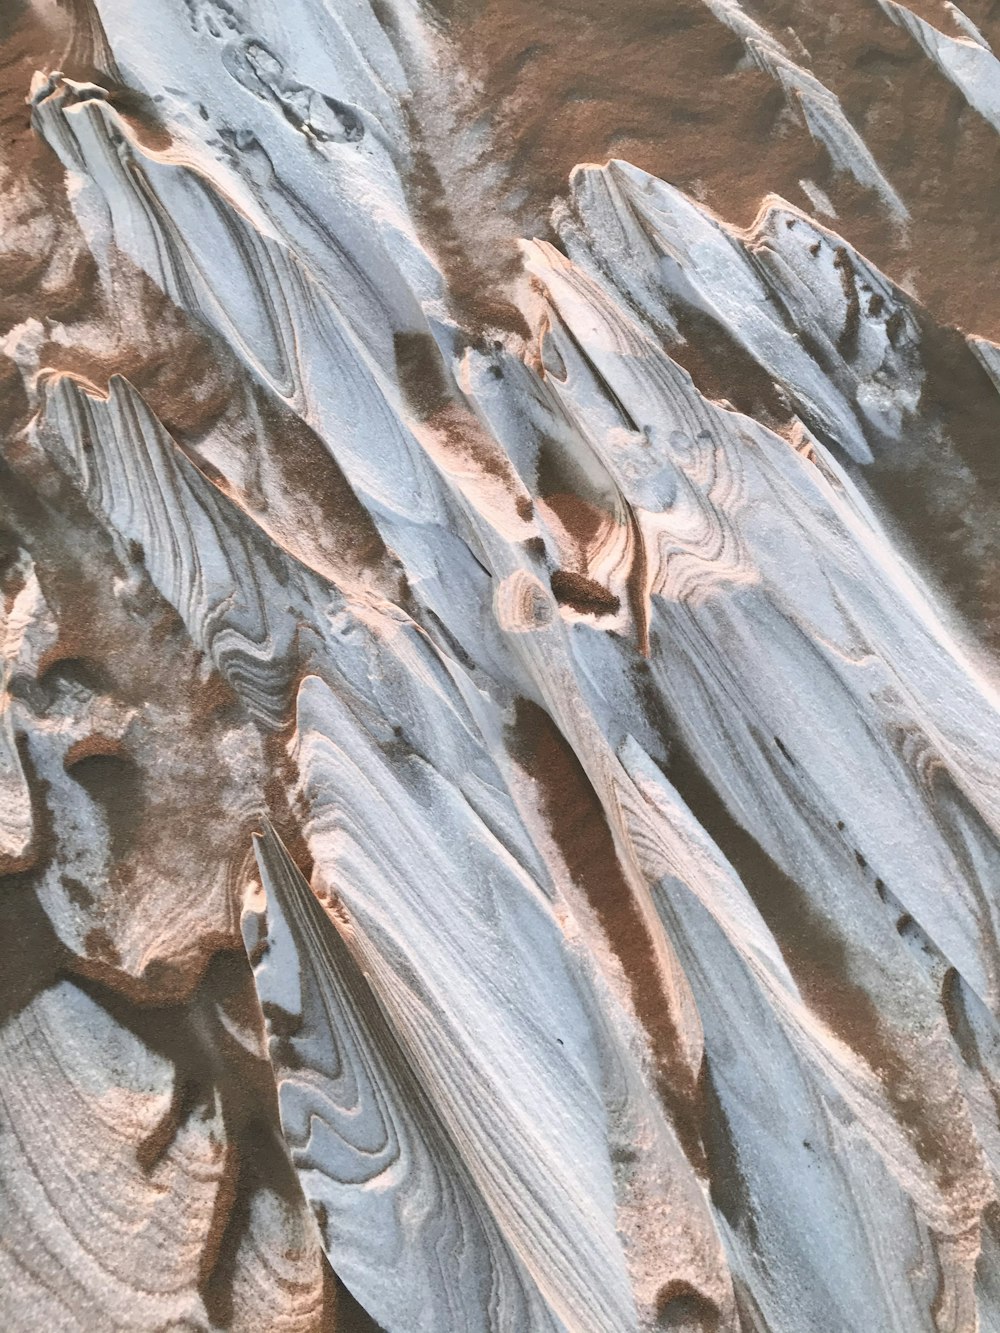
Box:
[946,4,993,50]
[700,0,909,219]
[0,554,52,871]
[970,334,1000,393]
[879,0,1000,131]
[4,0,1000,1329]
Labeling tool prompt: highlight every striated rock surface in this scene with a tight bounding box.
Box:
[3,0,1000,1329]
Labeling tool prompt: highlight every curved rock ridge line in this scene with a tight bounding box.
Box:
[246,822,565,1333]
[0,979,227,1330]
[4,0,1000,1329]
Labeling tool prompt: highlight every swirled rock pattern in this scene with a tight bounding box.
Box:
[4,0,1000,1329]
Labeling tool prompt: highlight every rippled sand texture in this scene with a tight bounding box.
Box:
[4,0,1000,1329]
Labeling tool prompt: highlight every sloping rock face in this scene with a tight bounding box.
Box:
[4,1,1000,1330]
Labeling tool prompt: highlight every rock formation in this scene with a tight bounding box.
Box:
[3,1,1000,1328]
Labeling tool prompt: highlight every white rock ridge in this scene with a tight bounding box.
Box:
[3,0,1000,1330]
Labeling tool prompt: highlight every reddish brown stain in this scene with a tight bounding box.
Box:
[550,567,621,614]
